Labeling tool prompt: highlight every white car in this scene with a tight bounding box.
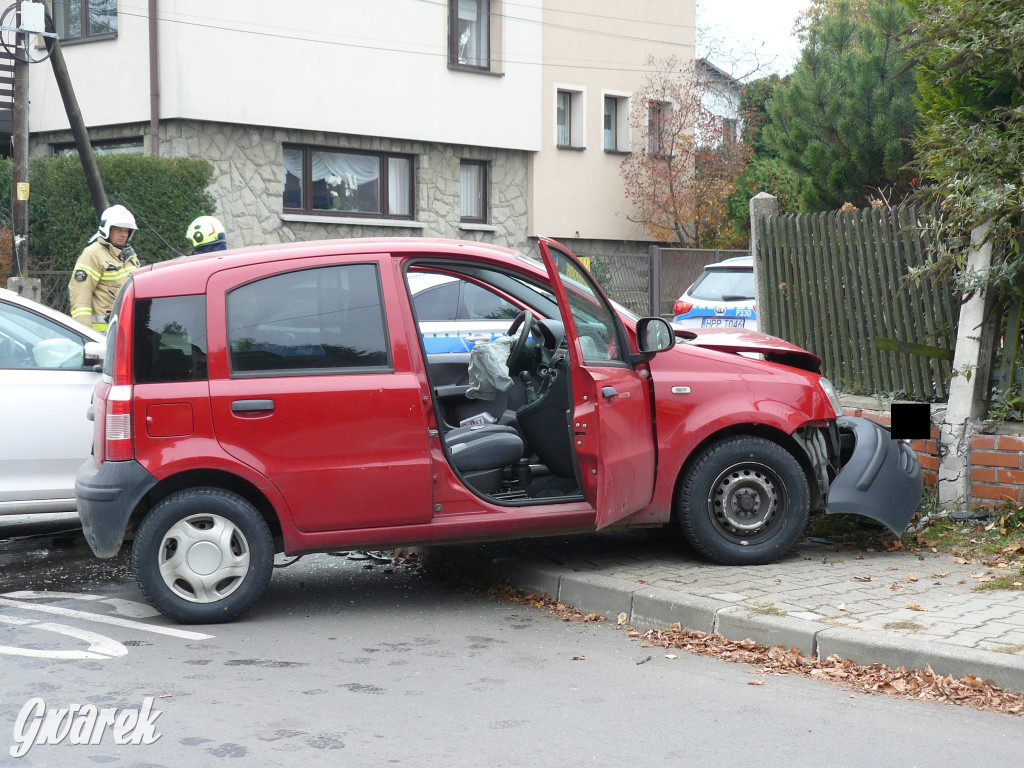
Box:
[0,288,104,521]
[672,255,757,331]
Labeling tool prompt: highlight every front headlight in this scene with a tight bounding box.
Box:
[819,377,844,418]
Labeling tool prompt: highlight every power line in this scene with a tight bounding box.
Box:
[109,1,692,73]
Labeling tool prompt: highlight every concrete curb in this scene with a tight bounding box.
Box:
[435,546,1024,695]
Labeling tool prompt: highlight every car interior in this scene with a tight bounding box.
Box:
[406,262,585,505]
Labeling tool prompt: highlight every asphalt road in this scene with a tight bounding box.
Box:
[0,529,1021,767]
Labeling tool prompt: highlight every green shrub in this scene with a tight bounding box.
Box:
[0,154,215,271]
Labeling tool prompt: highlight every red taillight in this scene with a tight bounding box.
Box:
[104,285,135,462]
[104,385,134,461]
[673,300,693,316]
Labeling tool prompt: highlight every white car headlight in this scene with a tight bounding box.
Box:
[819,377,844,418]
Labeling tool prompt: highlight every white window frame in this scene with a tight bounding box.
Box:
[554,84,587,150]
[602,91,631,153]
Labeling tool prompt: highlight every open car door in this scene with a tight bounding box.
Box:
[538,238,657,527]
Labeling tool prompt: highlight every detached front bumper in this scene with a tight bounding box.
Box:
[826,416,923,533]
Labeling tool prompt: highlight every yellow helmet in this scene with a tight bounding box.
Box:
[187,216,227,252]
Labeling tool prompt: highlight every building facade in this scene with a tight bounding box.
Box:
[28,1,695,256]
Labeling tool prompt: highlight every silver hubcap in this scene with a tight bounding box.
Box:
[158,514,251,603]
[709,463,781,536]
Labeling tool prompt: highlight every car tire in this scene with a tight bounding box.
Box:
[676,436,809,565]
[132,487,274,624]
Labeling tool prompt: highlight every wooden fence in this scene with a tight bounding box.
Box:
[755,203,958,400]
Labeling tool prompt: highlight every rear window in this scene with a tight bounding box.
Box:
[133,296,208,383]
[689,268,755,302]
[227,264,390,375]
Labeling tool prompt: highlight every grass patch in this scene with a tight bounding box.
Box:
[750,602,787,617]
[803,493,1024,590]
[884,620,923,631]
[973,568,1024,591]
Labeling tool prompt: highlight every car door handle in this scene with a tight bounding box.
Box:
[467,334,492,342]
[601,386,619,400]
[231,399,275,413]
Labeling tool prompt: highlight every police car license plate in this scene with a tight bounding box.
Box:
[702,318,745,328]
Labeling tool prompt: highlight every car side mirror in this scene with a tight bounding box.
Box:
[83,340,105,367]
[635,317,674,354]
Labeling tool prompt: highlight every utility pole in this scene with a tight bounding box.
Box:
[43,0,106,214]
[11,5,29,278]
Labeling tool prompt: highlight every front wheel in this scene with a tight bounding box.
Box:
[676,437,809,565]
[132,488,274,624]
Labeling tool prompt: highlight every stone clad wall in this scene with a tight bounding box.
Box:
[163,120,531,250]
[34,120,530,250]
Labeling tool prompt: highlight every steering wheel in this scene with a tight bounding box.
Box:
[506,310,536,374]
[506,310,559,375]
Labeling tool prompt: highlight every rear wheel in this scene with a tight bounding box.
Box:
[132,488,274,624]
[676,436,809,565]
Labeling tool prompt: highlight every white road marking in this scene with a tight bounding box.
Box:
[2,591,160,618]
[0,614,128,659]
[2,593,159,622]
[0,597,213,640]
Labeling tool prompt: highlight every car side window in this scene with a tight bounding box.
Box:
[411,280,460,322]
[133,296,208,383]
[459,282,519,321]
[546,247,624,365]
[0,300,88,370]
[228,264,390,375]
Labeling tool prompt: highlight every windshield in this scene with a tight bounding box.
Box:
[690,268,755,301]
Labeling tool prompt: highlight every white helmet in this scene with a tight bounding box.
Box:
[96,204,138,241]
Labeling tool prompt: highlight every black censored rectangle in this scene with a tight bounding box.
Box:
[890,402,931,440]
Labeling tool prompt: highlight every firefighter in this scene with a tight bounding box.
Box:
[186,215,228,255]
[68,205,141,332]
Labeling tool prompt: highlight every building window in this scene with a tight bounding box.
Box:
[556,87,586,149]
[283,146,414,219]
[648,100,671,157]
[722,118,739,144]
[460,161,487,222]
[603,94,630,153]
[55,0,118,42]
[450,0,490,69]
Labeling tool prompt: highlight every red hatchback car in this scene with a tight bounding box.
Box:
[76,237,921,623]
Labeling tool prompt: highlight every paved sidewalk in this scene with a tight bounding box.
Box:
[433,529,1024,694]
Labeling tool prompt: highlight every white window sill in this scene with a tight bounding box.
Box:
[458,223,497,233]
[280,213,426,229]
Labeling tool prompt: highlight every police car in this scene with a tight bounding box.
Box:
[672,255,757,331]
[408,272,520,353]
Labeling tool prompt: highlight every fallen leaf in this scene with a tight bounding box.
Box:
[890,582,904,591]
[933,572,948,578]
[637,579,649,584]
[906,573,918,582]
[665,654,678,659]
[571,656,585,661]
[837,604,846,611]
[748,680,765,686]
[906,604,926,611]
[954,557,968,564]
[617,612,628,626]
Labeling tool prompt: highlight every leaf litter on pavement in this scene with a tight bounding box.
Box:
[486,582,1024,718]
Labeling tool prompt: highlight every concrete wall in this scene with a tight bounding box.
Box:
[529,0,695,243]
[29,0,543,151]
